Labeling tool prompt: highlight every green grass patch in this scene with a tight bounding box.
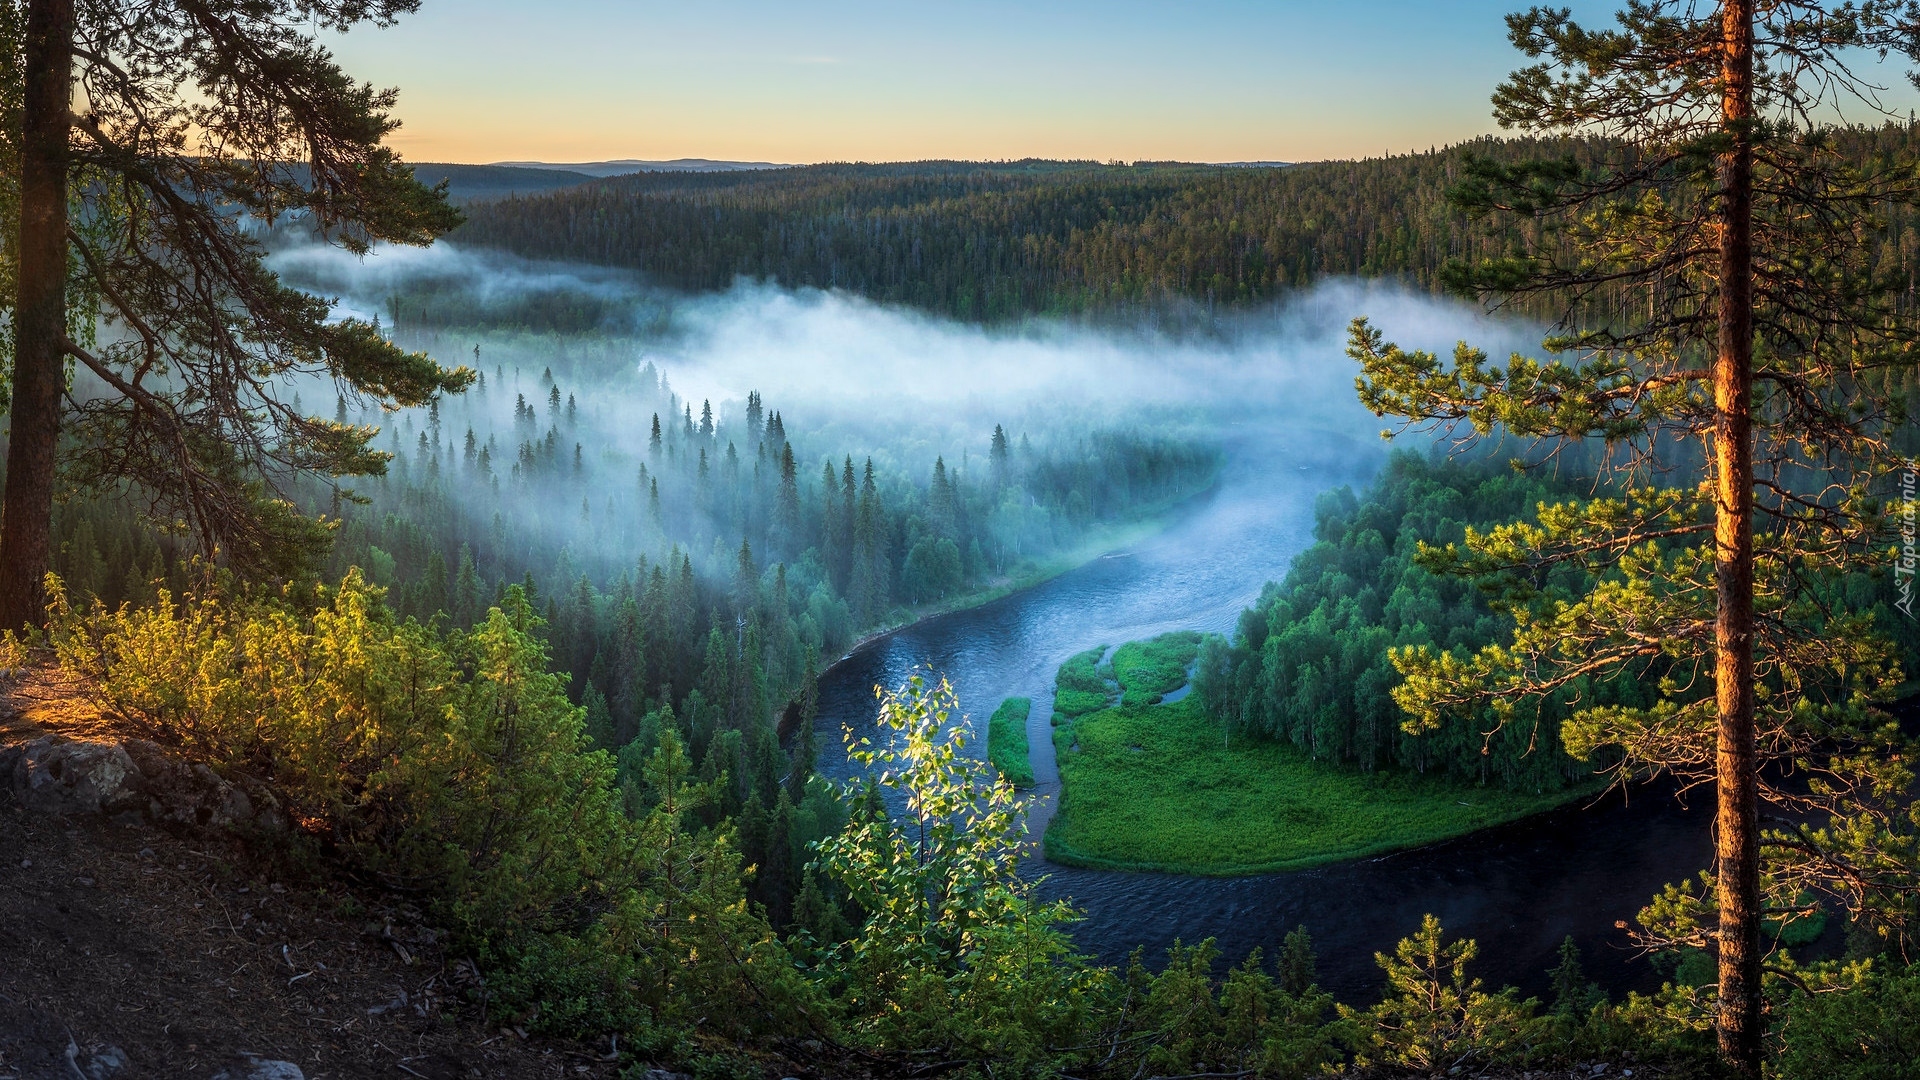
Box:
[1053,645,1113,719]
[1111,632,1203,697]
[987,697,1035,788]
[1045,694,1593,875]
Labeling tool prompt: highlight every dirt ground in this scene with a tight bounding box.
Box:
[0,676,628,1080]
[0,803,636,1080]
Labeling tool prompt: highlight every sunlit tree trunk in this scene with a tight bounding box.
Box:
[0,0,73,630]
[1713,1,1761,1073]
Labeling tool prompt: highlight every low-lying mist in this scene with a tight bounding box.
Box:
[246,237,1554,703]
[266,239,1542,466]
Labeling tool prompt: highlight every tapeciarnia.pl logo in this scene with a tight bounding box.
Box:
[1899,460,1918,619]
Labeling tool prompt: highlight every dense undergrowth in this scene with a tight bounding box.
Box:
[5,572,1912,1077]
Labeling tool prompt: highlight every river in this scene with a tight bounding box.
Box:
[812,429,1713,1004]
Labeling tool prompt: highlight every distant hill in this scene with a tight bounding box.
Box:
[449,154,1462,320]
[447,132,1920,322]
[488,158,790,177]
[410,163,594,202]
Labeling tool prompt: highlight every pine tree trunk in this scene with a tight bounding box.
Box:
[0,0,74,630]
[1714,1,1762,1075]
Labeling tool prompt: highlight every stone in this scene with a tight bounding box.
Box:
[210,1053,306,1080]
[80,1037,130,1068]
[4,733,288,836]
[2,736,143,817]
[71,1041,129,1079]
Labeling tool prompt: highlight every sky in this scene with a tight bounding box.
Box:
[318,1,1568,165]
[325,1,1920,167]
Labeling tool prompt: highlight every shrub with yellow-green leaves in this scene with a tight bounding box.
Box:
[38,570,807,1052]
[42,570,623,932]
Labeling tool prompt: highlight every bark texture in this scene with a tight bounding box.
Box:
[0,0,74,630]
[1713,1,1762,1074]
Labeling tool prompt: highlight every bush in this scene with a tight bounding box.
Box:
[1056,646,1108,695]
[1776,964,1920,1080]
[45,571,625,933]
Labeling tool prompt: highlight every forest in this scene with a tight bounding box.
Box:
[1200,454,1671,792]
[5,0,1920,1077]
[37,330,1221,935]
[452,128,1920,325]
[1196,449,1920,788]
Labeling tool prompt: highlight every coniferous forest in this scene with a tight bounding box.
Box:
[5,1,1920,1079]
[451,129,1920,325]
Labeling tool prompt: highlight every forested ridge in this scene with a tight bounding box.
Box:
[454,127,1920,322]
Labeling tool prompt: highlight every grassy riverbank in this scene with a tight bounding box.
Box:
[1044,633,1596,875]
[988,697,1035,788]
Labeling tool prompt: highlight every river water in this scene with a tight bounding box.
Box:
[812,430,1712,1004]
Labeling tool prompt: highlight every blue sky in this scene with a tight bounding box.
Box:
[324,1,1920,165]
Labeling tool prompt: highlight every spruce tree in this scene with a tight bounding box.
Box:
[0,0,469,627]
[1548,936,1601,1021]
[836,456,857,593]
[1355,4,1920,1071]
[777,442,801,557]
[1278,924,1318,999]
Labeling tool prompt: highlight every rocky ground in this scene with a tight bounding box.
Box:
[0,672,632,1080]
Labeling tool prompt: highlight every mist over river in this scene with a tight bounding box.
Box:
[812,429,1715,1004]
[279,241,1718,1001]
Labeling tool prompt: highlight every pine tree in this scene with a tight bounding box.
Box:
[1548,936,1602,1021]
[0,0,467,626]
[789,644,820,802]
[1357,6,1920,1071]
[733,539,758,625]
[792,864,850,952]
[848,458,891,626]
[929,456,956,538]
[837,456,858,594]
[696,448,711,517]
[452,544,483,628]
[649,412,663,459]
